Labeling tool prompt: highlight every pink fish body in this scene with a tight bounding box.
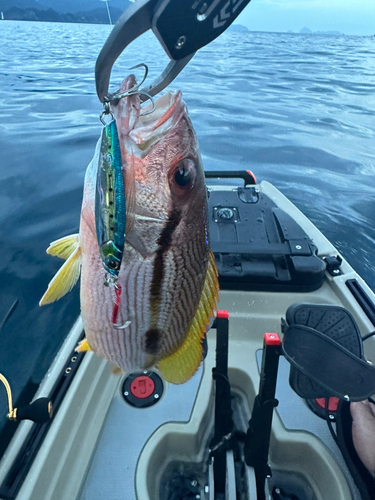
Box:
[40,76,219,384]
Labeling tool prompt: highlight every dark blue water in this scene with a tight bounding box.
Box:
[0,21,374,446]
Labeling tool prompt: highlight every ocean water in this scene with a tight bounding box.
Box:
[0,21,374,448]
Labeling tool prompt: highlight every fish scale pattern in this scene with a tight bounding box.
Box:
[285,304,363,399]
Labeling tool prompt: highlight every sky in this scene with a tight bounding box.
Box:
[235,0,375,36]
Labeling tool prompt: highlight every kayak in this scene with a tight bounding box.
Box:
[0,172,374,500]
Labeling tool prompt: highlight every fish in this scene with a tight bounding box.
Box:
[40,75,219,384]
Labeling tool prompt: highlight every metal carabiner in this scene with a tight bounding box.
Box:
[95,0,252,103]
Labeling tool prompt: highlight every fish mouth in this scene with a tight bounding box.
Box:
[113,84,185,159]
[138,91,182,128]
[130,90,185,157]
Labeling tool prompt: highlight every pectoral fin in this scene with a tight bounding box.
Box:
[39,246,81,305]
[46,234,80,260]
[111,365,124,375]
[157,251,219,384]
[75,338,92,352]
[76,339,122,374]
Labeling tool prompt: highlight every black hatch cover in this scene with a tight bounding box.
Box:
[207,186,326,292]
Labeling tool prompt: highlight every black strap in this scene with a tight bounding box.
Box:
[210,315,234,498]
[245,336,281,500]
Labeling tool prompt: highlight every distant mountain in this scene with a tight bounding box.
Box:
[228,24,249,33]
[2,5,124,23]
[299,27,342,35]
[3,6,60,21]
[315,30,341,35]
[0,0,131,23]
[0,0,43,10]
[0,0,130,12]
[34,0,129,14]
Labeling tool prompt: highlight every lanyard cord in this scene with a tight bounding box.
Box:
[0,373,13,416]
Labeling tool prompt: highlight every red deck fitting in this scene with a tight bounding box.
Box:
[315,397,340,412]
[217,310,229,319]
[130,376,155,399]
[264,333,281,346]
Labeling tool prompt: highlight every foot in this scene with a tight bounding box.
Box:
[351,400,375,477]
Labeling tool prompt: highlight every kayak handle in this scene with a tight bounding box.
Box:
[205,170,256,186]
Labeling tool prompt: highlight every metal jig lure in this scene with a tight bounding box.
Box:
[95,119,126,280]
[95,64,154,328]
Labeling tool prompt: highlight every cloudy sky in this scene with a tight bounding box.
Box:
[235,0,375,35]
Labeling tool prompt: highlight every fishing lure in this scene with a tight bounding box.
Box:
[95,64,153,282]
[95,119,126,280]
[95,65,155,328]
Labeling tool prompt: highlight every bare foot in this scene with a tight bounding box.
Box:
[351,400,375,477]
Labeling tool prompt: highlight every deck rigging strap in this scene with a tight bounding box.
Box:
[244,333,281,500]
[210,312,235,498]
[210,318,281,499]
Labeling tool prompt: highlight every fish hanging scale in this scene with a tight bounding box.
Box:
[95,119,126,277]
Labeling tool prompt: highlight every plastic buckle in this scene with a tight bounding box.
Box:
[324,255,343,276]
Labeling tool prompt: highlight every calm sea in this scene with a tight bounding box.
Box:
[0,20,374,443]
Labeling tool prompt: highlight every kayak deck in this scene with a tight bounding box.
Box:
[1,180,375,500]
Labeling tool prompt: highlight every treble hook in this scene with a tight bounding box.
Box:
[107,279,132,330]
[128,63,149,92]
[103,63,156,117]
[114,320,132,330]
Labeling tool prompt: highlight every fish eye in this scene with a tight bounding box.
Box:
[175,167,192,187]
[171,158,196,194]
